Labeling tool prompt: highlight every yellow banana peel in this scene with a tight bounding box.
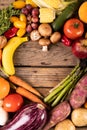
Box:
[2,36,28,75]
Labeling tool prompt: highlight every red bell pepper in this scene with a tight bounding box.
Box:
[4,27,18,39]
[61,35,72,47]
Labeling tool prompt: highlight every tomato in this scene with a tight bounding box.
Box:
[0,77,10,99]
[3,93,23,112]
[63,18,84,40]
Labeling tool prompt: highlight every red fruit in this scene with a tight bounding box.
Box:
[31,23,38,29]
[61,35,72,46]
[26,24,32,33]
[3,93,23,112]
[72,39,87,59]
[32,8,39,16]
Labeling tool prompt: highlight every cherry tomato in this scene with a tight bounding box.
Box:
[3,93,23,112]
[0,77,10,99]
[63,18,84,40]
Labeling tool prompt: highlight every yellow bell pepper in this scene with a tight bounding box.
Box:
[10,16,19,23]
[17,28,26,37]
[13,1,26,9]
[20,14,27,23]
[14,20,26,29]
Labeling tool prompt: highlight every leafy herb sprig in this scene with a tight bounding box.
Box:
[0,4,20,35]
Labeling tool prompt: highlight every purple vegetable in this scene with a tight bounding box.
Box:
[43,101,71,130]
[0,103,47,130]
[69,74,87,109]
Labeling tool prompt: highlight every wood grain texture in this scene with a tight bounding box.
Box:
[0,0,14,9]
[14,41,79,66]
[0,1,86,130]
[14,67,73,88]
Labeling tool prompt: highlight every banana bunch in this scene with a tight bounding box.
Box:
[2,37,28,75]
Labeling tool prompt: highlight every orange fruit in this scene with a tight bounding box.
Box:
[0,77,10,99]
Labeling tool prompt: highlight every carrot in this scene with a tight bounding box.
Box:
[16,87,47,108]
[9,75,43,98]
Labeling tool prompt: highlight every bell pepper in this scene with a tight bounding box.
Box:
[17,28,26,37]
[14,20,26,29]
[20,14,27,23]
[13,1,26,9]
[61,35,72,46]
[4,27,18,39]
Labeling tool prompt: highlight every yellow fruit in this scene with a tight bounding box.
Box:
[2,37,28,75]
[26,0,37,7]
[10,16,19,23]
[20,14,27,23]
[39,8,56,23]
[78,2,87,23]
[13,1,26,9]
[17,28,26,37]
[14,20,26,29]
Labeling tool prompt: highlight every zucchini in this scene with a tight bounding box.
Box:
[52,0,84,31]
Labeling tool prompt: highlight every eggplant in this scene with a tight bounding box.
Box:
[0,103,47,130]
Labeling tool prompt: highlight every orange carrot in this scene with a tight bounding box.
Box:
[16,87,47,108]
[9,75,43,98]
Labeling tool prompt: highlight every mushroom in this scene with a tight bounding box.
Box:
[50,32,61,44]
[30,30,41,41]
[38,23,52,37]
[39,38,51,51]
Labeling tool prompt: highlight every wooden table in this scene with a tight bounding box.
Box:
[13,41,87,130]
[0,0,87,130]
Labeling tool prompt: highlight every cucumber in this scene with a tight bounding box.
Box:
[52,0,84,31]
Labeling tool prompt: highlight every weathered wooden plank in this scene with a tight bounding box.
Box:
[0,0,14,9]
[14,41,79,67]
[9,67,73,88]
[0,67,73,88]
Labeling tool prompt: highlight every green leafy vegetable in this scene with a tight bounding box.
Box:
[0,4,20,35]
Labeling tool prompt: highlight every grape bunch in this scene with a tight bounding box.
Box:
[21,4,39,33]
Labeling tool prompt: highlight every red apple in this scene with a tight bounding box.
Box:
[72,39,87,59]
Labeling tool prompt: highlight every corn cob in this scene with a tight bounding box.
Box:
[43,0,60,9]
[32,0,53,8]
[39,8,56,23]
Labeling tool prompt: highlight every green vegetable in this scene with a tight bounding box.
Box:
[52,0,84,31]
[44,64,87,107]
[0,4,20,35]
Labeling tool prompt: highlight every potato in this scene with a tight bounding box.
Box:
[71,108,87,127]
[55,119,76,130]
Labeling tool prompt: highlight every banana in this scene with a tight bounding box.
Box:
[2,36,28,75]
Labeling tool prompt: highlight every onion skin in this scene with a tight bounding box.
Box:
[43,101,71,130]
[0,103,47,130]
